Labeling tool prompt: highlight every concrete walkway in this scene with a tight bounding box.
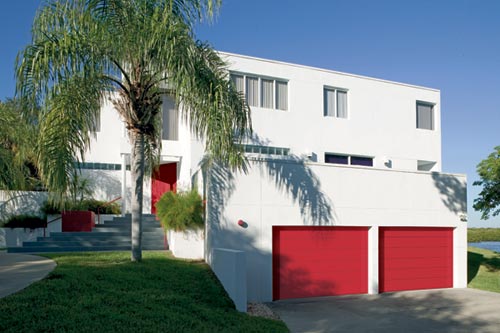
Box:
[271,288,500,333]
[0,252,56,299]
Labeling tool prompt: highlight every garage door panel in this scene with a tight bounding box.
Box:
[379,227,453,293]
[273,226,368,300]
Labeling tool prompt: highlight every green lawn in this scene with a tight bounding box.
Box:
[468,246,500,293]
[0,251,288,333]
[468,228,500,242]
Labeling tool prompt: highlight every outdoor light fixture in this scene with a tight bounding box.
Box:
[237,219,248,228]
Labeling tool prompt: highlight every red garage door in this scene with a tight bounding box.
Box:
[379,227,453,293]
[273,226,368,300]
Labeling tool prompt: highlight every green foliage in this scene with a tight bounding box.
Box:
[156,190,204,231]
[468,246,500,293]
[2,214,46,229]
[0,98,40,191]
[473,146,500,219]
[468,228,500,243]
[0,251,287,333]
[41,199,121,215]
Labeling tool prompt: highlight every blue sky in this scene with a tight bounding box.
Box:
[1,0,499,227]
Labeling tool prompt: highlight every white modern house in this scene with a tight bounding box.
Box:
[83,52,467,306]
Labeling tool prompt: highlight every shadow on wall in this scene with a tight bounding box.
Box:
[208,221,335,302]
[0,191,48,221]
[81,170,122,201]
[431,172,467,214]
[205,155,335,226]
[262,156,335,226]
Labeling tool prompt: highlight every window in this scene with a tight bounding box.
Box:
[276,80,288,110]
[325,154,348,165]
[230,72,288,111]
[351,156,373,167]
[417,160,436,171]
[416,102,434,130]
[261,79,274,108]
[230,74,244,94]
[246,76,259,107]
[325,153,373,167]
[324,87,348,118]
[239,144,290,156]
[162,94,178,141]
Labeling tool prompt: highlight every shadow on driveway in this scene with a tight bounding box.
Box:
[271,288,500,333]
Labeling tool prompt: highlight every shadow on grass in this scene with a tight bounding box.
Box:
[468,250,500,284]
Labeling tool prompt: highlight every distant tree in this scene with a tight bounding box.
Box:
[473,146,500,219]
[16,0,251,261]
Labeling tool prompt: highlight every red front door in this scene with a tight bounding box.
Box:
[151,163,177,214]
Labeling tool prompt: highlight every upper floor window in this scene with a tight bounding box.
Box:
[324,87,348,118]
[162,94,178,141]
[325,153,373,167]
[230,72,288,111]
[416,101,434,130]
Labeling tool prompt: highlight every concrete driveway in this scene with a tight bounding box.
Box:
[271,288,500,333]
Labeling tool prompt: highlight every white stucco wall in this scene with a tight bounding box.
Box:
[221,52,442,172]
[206,159,467,302]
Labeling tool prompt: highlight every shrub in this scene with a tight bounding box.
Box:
[41,199,121,215]
[155,190,204,231]
[3,214,47,229]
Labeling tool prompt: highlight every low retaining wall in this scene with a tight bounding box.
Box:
[0,220,61,247]
[210,248,247,312]
[169,229,204,260]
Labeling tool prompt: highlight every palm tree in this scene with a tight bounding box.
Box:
[0,99,39,191]
[16,0,251,261]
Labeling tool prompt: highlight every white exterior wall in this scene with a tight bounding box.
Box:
[221,52,441,172]
[206,159,467,302]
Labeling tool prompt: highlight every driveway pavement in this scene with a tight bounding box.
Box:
[0,252,56,299]
[271,288,500,333]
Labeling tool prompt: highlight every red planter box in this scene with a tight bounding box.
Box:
[62,211,96,232]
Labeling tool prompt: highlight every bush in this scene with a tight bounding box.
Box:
[41,199,121,215]
[155,190,204,231]
[3,214,47,229]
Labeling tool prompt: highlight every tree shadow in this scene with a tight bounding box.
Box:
[468,251,483,283]
[204,155,335,227]
[270,289,496,333]
[261,156,335,225]
[431,172,467,214]
[80,170,122,200]
[0,191,48,221]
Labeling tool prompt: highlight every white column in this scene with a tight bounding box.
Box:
[368,226,379,294]
[121,154,127,216]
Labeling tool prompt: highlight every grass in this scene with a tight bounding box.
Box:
[0,251,288,333]
[468,228,500,242]
[468,246,500,293]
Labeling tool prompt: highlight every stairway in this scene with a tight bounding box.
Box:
[7,214,167,253]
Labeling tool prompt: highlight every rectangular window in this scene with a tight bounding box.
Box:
[351,156,373,167]
[162,94,178,141]
[324,87,348,118]
[94,114,101,132]
[416,102,434,130]
[246,76,259,107]
[230,72,288,111]
[261,79,274,109]
[325,153,373,167]
[325,154,349,165]
[276,81,288,110]
[230,74,244,94]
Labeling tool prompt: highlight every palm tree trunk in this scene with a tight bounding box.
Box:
[130,132,145,262]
